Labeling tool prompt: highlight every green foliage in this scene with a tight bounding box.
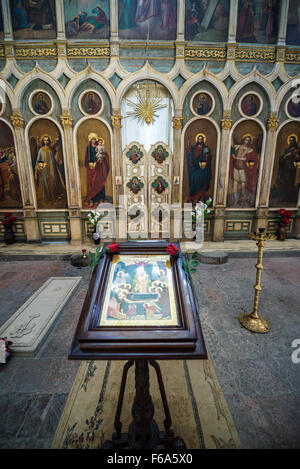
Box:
[192,197,212,224]
[87,245,104,295]
[182,253,199,277]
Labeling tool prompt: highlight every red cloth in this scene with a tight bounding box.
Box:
[84,149,109,202]
[229,146,259,194]
[95,10,107,26]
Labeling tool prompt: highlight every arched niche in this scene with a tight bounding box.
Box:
[70,78,112,128]
[269,122,300,208]
[21,79,62,124]
[75,118,113,209]
[0,120,22,209]
[182,80,223,128]
[231,83,270,124]
[227,120,264,209]
[182,118,218,205]
[121,80,174,151]
[28,119,67,209]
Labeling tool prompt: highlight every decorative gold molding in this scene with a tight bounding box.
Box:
[0,47,5,57]
[267,115,280,132]
[227,45,236,60]
[276,46,286,63]
[221,119,233,130]
[67,47,110,58]
[10,113,24,128]
[4,45,14,58]
[185,47,226,61]
[285,49,300,64]
[57,43,67,57]
[235,47,276,62]
[111,115,122,129]
[172,116,184,130]
[15,47,57,58]
[60,113,73,128]
[221,112,232,130]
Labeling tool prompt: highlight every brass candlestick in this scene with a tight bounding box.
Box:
[239,228,276,334]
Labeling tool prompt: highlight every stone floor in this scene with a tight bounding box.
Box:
[0,253,299,449]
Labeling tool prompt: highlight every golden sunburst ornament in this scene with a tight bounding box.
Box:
[125,81,167,126]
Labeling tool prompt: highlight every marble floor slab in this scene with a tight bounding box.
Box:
[0,277,81,357]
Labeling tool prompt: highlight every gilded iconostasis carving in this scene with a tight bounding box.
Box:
[0,0,299,243]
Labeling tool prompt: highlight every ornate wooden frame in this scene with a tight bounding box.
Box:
[69,242,207,360]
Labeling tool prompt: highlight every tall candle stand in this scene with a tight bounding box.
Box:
[239,228,276,334]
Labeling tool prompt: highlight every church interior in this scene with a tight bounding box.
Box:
[0,0,300,451]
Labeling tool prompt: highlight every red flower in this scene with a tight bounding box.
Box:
[9,216,16,223]
[107,243,119,253]
[4,213,11,218]
[166,243,179,256]
[278,209,286,217]
[285,211,293,219]
[282,217,291,225]
[2,219,10,226]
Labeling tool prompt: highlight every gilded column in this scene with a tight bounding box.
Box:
[213,111,233,242]
[111,113,122,204]
[60,112,82,245]
[254,115,280,232]
[11,112,40,241]
[172,116,183,205]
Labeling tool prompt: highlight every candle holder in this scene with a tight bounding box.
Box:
[199,162,207,169]
[246,161,255,169]
[239,228,276,334]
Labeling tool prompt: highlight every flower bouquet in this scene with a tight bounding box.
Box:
[277,209,293,241]
[87,211,103,245]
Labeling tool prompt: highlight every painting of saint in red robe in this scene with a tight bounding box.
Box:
[237,0,278,44]
[84,133,110,208]
[227,132,262,208]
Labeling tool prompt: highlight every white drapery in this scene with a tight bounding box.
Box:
[121,81,174,151]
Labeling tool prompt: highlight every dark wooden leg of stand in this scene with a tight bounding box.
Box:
[113,360,134,440]
[102,359,186,450]
[127,360,160,449]
[150,359,174,437]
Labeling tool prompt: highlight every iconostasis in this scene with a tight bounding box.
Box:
[0,0,299,243]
